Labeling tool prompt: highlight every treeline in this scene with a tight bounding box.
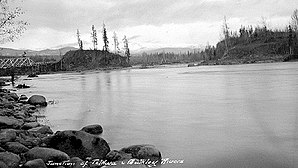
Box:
[131,51,205,65]
[132,9,298,66]
[77,23,131,65]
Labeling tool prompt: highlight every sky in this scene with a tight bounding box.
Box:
[1,0,297,52]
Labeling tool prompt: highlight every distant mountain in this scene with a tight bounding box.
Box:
[0,47,78,57]
[132,47,198,55]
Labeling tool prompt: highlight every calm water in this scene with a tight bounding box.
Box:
[12,62,298,167]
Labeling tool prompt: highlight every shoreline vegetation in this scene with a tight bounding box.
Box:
[0,89,162,167]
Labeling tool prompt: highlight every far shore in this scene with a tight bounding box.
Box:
[1,57,297,81]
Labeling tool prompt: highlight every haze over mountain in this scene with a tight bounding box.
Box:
[0,45,198,57]
[0,47,77,57]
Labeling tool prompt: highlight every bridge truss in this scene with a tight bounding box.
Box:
[0,57,35,69]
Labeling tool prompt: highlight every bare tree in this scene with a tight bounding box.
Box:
[102,23,109,52]
[112,31,120,54]
[0,0,28,43]
[260,16,268,31]
[291,9,298,32]
[91,25,97,50]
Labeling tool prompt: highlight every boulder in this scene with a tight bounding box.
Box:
[0,89,8,93]
[69,157,84,168]
[3,103,14,109]
[24,104,36,111]
[28,125,53,134]
[0,152,21,168]
[81,124,103,135]
[28,74,38,78]
[41,135,54,147]
[0,116,24,129]
[4,142,29,154]
[0,129,17,143]
[106,150,132,162]
[15,136,41,148]
[120,145,162,160]
[16,84,30,89]
[24,147,70,163]
[24,116,37,122]
[0,147,5,152]
[7,93,19,101]
[27,95,47,106]
[48,130,110,160]
[0,161,8,168]
[21,122,40,130]
[13,112,26,120]
[22,158,47,168]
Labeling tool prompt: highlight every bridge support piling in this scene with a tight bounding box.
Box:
[10,68,15,85]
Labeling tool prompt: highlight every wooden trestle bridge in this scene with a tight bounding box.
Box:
[0,57,35,69]
[0,57,61,82]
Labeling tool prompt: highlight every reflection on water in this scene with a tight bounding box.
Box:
[14,62,298,168]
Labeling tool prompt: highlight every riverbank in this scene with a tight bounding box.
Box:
[0,89,162,167]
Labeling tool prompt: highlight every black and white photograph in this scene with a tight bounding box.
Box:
[0,0,298,167]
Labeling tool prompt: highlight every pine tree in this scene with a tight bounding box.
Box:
[77,29,83,50]
[123,35,130,63]
[102,23,109,52]
[91,25,97,50]
[222,16,229,54]
[291,9,298,32]
[289,25,293,55]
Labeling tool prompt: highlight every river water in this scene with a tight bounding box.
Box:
[12,62,298,167]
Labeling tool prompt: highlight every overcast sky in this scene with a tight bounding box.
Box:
[1,0,297,51]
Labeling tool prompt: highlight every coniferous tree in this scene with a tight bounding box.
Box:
[222,16,229,54]
[123,35,130,63]
[91,25,98,50]
[291,9,298,32]
[77,29,83,50]
[289,25,293,55]
[102,23,109,52]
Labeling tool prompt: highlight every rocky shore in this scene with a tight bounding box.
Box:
[0,89,162,168]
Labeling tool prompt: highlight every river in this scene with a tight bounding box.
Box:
[11,62,298,168]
